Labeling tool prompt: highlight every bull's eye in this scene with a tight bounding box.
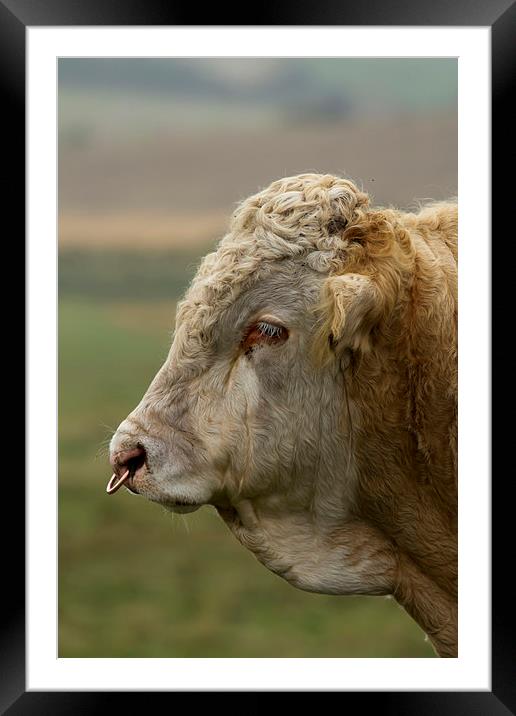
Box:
[256,321,285,339]
[242,320,288,355]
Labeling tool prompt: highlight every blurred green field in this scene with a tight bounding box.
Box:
[58,277,435,658]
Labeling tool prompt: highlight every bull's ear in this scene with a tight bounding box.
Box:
[319,273,383,356]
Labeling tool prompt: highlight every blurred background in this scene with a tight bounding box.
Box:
[58,58,457,657]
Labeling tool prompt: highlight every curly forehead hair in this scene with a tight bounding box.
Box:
[230,172,369,243]
[175,172,415,349]
[175,174,368,325]
[190,174,369,285]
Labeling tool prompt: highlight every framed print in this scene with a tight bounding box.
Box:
[4,0,510,711]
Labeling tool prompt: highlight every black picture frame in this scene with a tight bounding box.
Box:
[5,0,511,712]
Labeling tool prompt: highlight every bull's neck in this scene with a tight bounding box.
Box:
[348,393,457,655]
[345,274,457,654]
[393,552,457,657]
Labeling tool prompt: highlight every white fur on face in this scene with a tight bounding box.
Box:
[112,258,357,526]
[110,174,370,586]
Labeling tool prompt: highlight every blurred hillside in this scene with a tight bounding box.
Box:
[59,58,457,255]
[59,58,457,131]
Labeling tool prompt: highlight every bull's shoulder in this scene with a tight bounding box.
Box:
[403,201,457,265]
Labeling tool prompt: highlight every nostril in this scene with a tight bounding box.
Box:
[107,445,147,496]
[111,445,147,475]
[125,446,147,475]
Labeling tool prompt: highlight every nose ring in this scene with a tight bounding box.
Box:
[106,470,130,495]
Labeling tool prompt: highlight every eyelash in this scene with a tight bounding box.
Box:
[256,321,284,338]
[242,320,288,355]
